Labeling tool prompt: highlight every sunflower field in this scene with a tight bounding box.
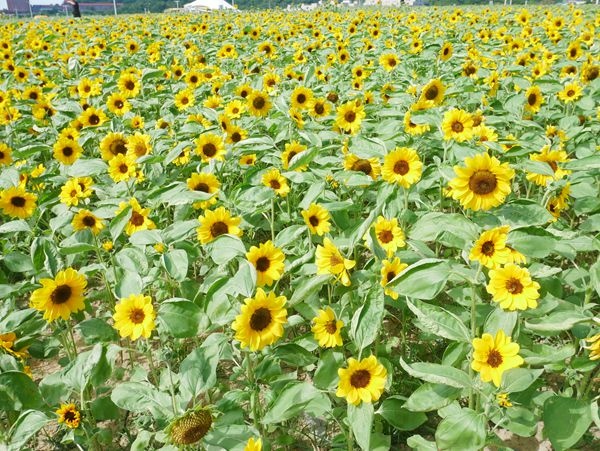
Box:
[0,4,599,450]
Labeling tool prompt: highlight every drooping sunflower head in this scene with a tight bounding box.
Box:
[315,238,355,287]
[525,145,570,187]
[197,207,242,244]
[30,268,87,322]
[336,355,387,405]
[167,408,213,446]
[246,240,286,287]
[281,140,307,171]
[343,153,381,180]
[232,288,287,351]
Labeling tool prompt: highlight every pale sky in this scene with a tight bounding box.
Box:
[1,0,63,9]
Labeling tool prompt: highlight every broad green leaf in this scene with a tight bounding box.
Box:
[179,335,224,402]
[484,309,518,337]
[406,435,437,451]
[407,299,470,342]
[272,343,317,367]
[435,408,486,451]
[129,230,163,245]
[387,259,450,300]
[110,205,131,242]
[158,298,202,338]
[350,288,385,353]
[348,402,373,451]
[289,274,329,306]
[0,372,44,411]
[114,269,144,298]
[400,358,471,388]
[404,383,462,412]
[313,349,344,390]
[508,227,558,258]
[205,235,246,265]
[410,212,478,249]
[161,249,189,281]
[590,259,600,298]
[0,220,31,234]
[495,200,553,227]
[525,310,590,333]
[377,397,427,431]
[262,382,329,424]
[111,381,173,421]
[502,368,544,393]
[543,396,593,451]
[77,318,119,343]
[7,410,51,451]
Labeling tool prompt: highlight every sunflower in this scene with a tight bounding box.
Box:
[237,83,253,99]
[126,133,152,159]
[224,99,246,118]
[72,209,104,235]
[419,79,445,105]
[316,238,355,287]
[167,408,213,446]
[112,294,156,340]
[174,89,195,111]
[487,264,540,311]
[403,110,430,136]
[108,154,137,183]
[116,198,156,236]
[59,179,84,206]
[79,107,107,128]
[335,101,365,135]
[187,172,220,209]
[53,137,83,165]
[290,86,313,110]
[0,186,37,219]
[557,82,582,103]
[344,154,381,180]
[247,90,272,117]
[118,73,141,98]
[244,437,262,451]
[262,168,290,197]
[246,240,285,287]
[381,147,423,188]
[106,92,130,116]
[77,77,101,98]
[472,329,524,387]
[585,334,600,361]
[469,226,511,269]
[197,207,242,244]
[524,85,544,113]
[100,132,128,161]
[372,216,406,257]
[281,141,307,171]
[449,153,515,211]
[379,53,399,71]
[195,133,225,162]
[439,42,453,61]
[239,154,257,166]
[301,203,331,236]
[526,146,570,186]
[497,393,513,408]
[226,125,247,145]
[30,268,87,322]
[380,257,408,300]
[56,403,81,429]
[231,288,287,351]
[336,355,387,405]
[312,307,344,348]
[442,109,474,142]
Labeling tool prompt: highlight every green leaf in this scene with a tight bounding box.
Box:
[314,349,344,390]
[407,300,470,342]
[129,230,163,245]
[275,225,306,249]
[590,259,600,298]
[289,274,329,306]
[525,310,590,333]
[161,249,188,281]
[410,213,478,249]
[66,158,107,177]
[110,205,131,242]
[407,435,437,451]
[495,200,553,227]
[377,397,427,431]
[400,358,471,389]
[179,335,224,402]
[7,410,51,451]
[205,235,246,265]
[435,407,486,451]
[508,227,558,258]
[115,247,148,274]
[0,220,31,234]
[564,154,600,170]
[502,368,544,393]
[262,382,329,424]
[543,396,593,451]
[77,318,119,343]
[348,402,373,451]
[404,383,462,412]
[158,298,202,338]
[350,288,385,353]
[3,252,33,273]
[91,396,121,420]
[272,343,317,367]
[0,372,44,411]
[484,309,518,338]
[114,269,143,298]
[387,259,450,300]
[111,381,172,421]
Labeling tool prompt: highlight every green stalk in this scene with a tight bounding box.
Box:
[469,265,482,410]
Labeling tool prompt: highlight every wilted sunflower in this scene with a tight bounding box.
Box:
[442,109,474,142]
[167,408,213,446]
[472,329,524,387]
[116,198,156,236]
[381,147,423,188]
[187,172,220,209]
[449,153,515,211]
[72,209,104,235]
[246,240,285,287]
[0,142,13,166]
[344,153,381,180]
[487,264,540,311]
[108,154,137,183]
[0,186,37,218]
[301,203,331,236]
[56,403,81,429]
[372,216,406,257]
[195,133,225,162]
[262,168,290,197]
[469,226,511,269]
[524,85,544,113]
[335,101,365,135]
[197,207,242,244]
[312,307,344,348]
[526,146,570,186]
[247,90,272,117]
[420,79,445,105]
[112,294,155,341]
[281,141,307,171]
[232,288,287,351]
[316,238,355,287]
[336,355,387,405]
[380,257,408,300]
[30,268,87,322]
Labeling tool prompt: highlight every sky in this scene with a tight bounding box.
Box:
[1,0,63,9]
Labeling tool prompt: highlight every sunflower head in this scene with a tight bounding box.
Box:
[336,355,387,405]
[30,268,87,322]
[312,307,344,348]
[56,403,81,429]
[472,329,524,387]
[167,407,213,446]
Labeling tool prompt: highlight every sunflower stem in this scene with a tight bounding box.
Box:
[246,353,264,437]
[66,319,78,358]
[469,265,482,410]
[270,197,275,242]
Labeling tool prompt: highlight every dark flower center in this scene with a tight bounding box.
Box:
[130,211,145,226]
[51,285,72,304]
[487,349,503,368]
[115,100,124,108]
[297,93,306,104]
[269,179,281,190]
[210,221,228,237]
[393,160,409,175]
[344,111,356,123]
[350,369,371,388]
[10,196,26,207]
[566,90,575,97]
[82,215,96,227]
[88,114,100,125]
[253,96,266,109]
[469,170,497,195]
[129,308,145,324]
[64,410,77,422]
[194,183,209,192]
[125,80,135,90]
[506,278,524,294]
[387,57,396,67]
[255,256,270,272]
[62,146,73,157]
[425,86,438,100]
[111,140,127,155]
[231,132,241,143]
[119,164,129,174]
[325,320,337,334]
[451,121,464,133]
[352,159,372,175]
[528,93,538,106]
[548,161,558,172]
[481,241,495,256]
[386,271,396,282]
[203,143,217,157]
[378,230,393,244]
[250,307,272,331]
[309,215,319,227]
[314,103,325,114]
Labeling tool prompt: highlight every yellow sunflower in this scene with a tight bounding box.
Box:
[197,207,242,244]
[244,437,262,451]
[344,153,381,180]
[335,101,365,135]
[126,133,152,159]
[404,111,430,136]
[472,329,524,387]
[524,85,544,113]
[0,186,37,219]
[448,153,515,211]
[247,90,272,117]
[53,137,83,165]
[281,141,307,171]
[56,403,81,429]
[336,355,387,405]
[315,238,355,287]
[246,240,286,287]
[312,307,344,348]
[469,226,511,269]
[239,154,257,166]
[486,264,540,311]
[106,92,130,116]
[232,288,287,351]
[187,172,220,209]
[0,142,13,166]
[115,198,156,236]
[30,268,87,322]
[381,147,423,188]
[262,168,290,197]
[379,53,399,71]
[72,209,104,235]
[419,79,445,105]
[301,203,331,236]
[112,294,156,341]
[100,132,128,161]
[308,98,331,118]
[372,216,406,257]
[525,146,570,186]
[439,42,453,61]
[380,257,408,300]
[117,73,141,98]
[195,133,225,162]
[557,82,583,103]
[174,89,195,111]
[442,109,474,142]
[585,334,600,361]
[108,154,137,183]
[79,106,107,128]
